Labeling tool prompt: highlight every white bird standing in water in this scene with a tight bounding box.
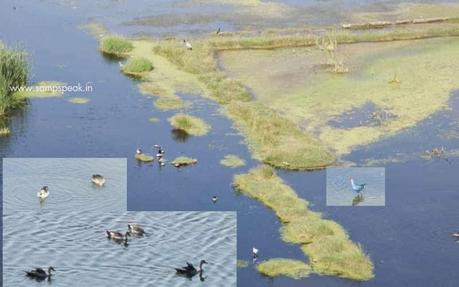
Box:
[37,186,49,200]
[252,247,259,259]
[118,61,124,68]
[183,40,192,50]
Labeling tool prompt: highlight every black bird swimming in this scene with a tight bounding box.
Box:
[175,260,207,278]
[25,266,55,281]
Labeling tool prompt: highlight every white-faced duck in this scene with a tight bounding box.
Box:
[91,174,106,186]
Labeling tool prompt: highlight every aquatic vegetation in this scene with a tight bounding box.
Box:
[149,117,160,123]
[168,113,210,136]
[121,57,153,76]
[233,166,374,280]
[237,260,249,268]
[99,36,134,57]
[0,45,28,115]
[171,156,198,167]
[257,259,311,279]
[154,96,186,110]
[0,126,11,136]
[68,97,90,104]
[220,154,246,168]
[135,153,154,162]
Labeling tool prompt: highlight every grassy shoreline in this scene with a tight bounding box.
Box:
[233,166,374,280]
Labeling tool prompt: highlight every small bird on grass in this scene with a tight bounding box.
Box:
[183,40,193,50]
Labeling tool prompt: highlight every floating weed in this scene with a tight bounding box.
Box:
[168,113,210,136]
[220,154,246,168]
[149,117,160,123]
[68,97,90,104]
[237,260,249,268]
[171,156,198,167]
[135,153,155,162]
[257,259,311,279]
[154,96,186,111]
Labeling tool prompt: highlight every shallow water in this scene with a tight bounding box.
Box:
[3,211,236,287]
[1,1,459,287]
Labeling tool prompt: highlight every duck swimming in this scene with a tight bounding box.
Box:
[350,177,366,193]
[25,266,55,281]
[91,174,106,186]
[37,186,49,200]
[175,260,207,278]
[128,224,145,236]
[106,230,130,245]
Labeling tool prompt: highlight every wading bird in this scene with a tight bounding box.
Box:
[183,40,193,50]
[25,266,55,281]
[350,177,366,194]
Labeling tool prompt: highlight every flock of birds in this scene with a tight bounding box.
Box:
[36,174,106,201]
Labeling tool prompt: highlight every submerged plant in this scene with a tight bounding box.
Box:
[220,154,246,168]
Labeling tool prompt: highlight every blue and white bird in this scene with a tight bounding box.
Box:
[350,177,366,193]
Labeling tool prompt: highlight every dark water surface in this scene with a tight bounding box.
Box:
[1,1,458,286]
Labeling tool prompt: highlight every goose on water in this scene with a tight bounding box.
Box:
[37,186,49,200]
[350,177,366,193]
[91,174,106,186]
[183,40,192,50]
[25,266,55,281]
[175,260,207,278]
[128,224,145,236]
[106,230,130,245]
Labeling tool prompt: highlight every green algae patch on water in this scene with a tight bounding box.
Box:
[135,153,154,162]
[220,154,246,168]
[257,259,311,279]
[68,97,90,104]
[15,81,65,98]
[99,36,134,57]
[168,113,210,136]
[233,166,374,281]
[237,260,249,268]
[171,156,198,167]
[121,57,154,77]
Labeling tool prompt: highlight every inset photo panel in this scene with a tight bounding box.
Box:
[326,167,385,206]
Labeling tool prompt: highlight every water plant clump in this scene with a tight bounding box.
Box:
[237,260,249,268]
[220,154,246,168]
[99,36,134,57]
[0,45,28,116]
[233,166,374,281]
[135,153,154,162]
[0,126,11,137]
[14,81,65,98]
[149,117,160,123]
[121,57,154,76]
[154,96,185,110]
[68,97,90,104]
[168,113,210,136]
[171,156,198,167]
[257,259,311,279]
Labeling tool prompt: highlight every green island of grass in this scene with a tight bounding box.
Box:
[121,57,153,77]
[99,36,134,57]
[171,156,198,167]
[257,259,312,279]
[168,113,210,136]
[68,97,90,104]
[233,166,374,281]
[135,153,155,162]
[220,154,246,168]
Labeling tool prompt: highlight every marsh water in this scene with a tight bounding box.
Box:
[1,1,458,287]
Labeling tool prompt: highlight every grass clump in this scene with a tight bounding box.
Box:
[220,154,246,168]
[0,45,28,116]
[154,96,185,110]
[14,81,65,98]
[68,97,90,104]
[0,126,11,136]
[257,259,311,279]
[233,166,374,281]
[135,153,154,162]
[168,113,210,136]
[122,57,153,76]
[99,36,133,57]
[171,156,198,167]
